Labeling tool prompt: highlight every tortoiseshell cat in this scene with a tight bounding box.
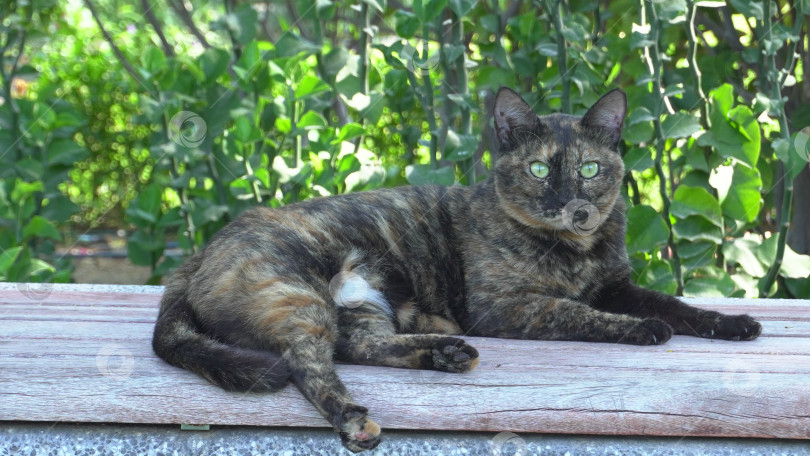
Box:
[153,88,761,452]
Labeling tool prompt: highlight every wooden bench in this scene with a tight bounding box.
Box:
[1,283,808,454]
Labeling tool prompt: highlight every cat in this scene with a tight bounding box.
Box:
[152,87,762,453]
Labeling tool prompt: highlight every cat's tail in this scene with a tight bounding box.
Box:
[152,271,290,393]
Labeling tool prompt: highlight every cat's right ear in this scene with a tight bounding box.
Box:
[494,87,538,150]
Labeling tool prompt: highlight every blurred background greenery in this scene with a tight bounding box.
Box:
[1,0,809,297]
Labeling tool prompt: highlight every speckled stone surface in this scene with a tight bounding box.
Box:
[1,424,808,456]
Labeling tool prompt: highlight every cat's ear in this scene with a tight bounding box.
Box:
[581,89,627,147]
[494,87,538,149]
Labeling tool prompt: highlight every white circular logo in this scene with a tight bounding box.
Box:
[16,282,54,301]
[721,359,761,397]
[96,343,135,381]
[562,199,601,236]
[793,127,810,163]
[491,431,528,456]
[400,43,441,76]
[168,111,207,148]
[329,271,369,309]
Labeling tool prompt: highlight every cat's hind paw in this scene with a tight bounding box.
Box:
[622,318,673,345]
[338,405,382,453]
[701,314,762,341]
[431,338,479,373]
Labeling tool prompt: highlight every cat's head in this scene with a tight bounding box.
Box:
[492,87,626,237]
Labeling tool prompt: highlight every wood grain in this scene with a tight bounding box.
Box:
[0,285,808,440]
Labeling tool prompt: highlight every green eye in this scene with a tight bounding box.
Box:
[581,161,599,178]
[530,161,549,178]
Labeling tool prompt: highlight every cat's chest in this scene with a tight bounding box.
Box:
[483,234,609,298]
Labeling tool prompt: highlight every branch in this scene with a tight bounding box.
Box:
[168,0,211,48]
[759,0,795,297]
[140,0,175,57]
[643,0,684,295]
[84,0,148,90]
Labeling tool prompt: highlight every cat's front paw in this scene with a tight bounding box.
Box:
[699,314,762,341]
[431,338,479,373]
[623,318,673,345]
[338,405,381,453]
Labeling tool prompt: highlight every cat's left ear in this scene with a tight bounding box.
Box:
[581,89,627,148]
[494,87,539,150]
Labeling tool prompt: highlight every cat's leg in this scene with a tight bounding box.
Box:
[466,294,673,345]
[335,306,479,373]
[592,278,761,341]
[283,337,381,452]
[255,290,381,453]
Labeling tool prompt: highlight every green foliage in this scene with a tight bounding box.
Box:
[1,0,809,297]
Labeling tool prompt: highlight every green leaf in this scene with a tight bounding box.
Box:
[294,74,330,99]
[622,121,654,144]
[141,46,166,75]
[710,164,762,223]
[729,0,763,20]
[625,205,670,254]
[22,216,61,242]
[779,243,810,279]
[0,247,22,275]
[672,215,722,243]
[331,123,367,144]
[321,48,349,78]
[670,185,723,228]
[448,0,476,16]
[395,10,420,38]
[414,0,448,22]
[198,48,231,84]
[234,117,262,143]
[632,258,677,294]
[678,241,717,271]
[275,32,320,58]
[229,4,258,45]
[661,113,701,139]
[684,272,736,298]
[443,131,478,161]
[47,139,88,166]
[699,103,760,167]
[405,164,455,186]
[723,238,767,277]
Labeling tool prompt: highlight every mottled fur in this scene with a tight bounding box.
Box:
[153,87,761,452]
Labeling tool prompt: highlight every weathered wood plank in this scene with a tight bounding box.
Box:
[0,284,808,440]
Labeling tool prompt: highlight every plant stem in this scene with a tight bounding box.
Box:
[353,2,371,155]
[759,0,795,297]
[544,0,571,114]
[84,0,149,92]
[452,12,475,184]
[644,0,683,295]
